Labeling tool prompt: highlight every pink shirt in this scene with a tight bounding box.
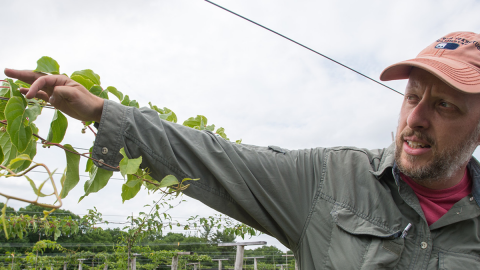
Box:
[400,169,472,226]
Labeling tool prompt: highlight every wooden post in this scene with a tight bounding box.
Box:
[63,262,67,270]
[187,263,199,270]
[283,254,297,270]
[78,259,86,270]
[245,256,265,270]
[171,256,178,270]
[171,252,193,270]
[212,259,229,270]
[132,253,141,270]
[218,241,267,270]
[235,245,244,270]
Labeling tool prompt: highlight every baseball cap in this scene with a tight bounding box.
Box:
[380,31,480,93]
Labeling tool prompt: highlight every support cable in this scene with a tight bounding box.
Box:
[204,0,404,96]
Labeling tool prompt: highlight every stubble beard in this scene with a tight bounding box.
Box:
[395,126,480,186]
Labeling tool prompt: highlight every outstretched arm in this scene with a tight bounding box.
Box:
[3,68,104,122]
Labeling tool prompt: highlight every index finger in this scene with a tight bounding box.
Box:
[26,75,70,99]
[4,68,47,84]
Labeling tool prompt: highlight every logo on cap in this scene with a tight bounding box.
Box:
[435,42,460,50]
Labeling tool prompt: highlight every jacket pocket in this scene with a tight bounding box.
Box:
[438,252,480,270]
[327,204,404,270]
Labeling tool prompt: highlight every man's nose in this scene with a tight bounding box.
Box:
[407,100,430,130]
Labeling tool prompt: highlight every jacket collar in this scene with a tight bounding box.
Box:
[467,159,480,207]
[370,142,395,179]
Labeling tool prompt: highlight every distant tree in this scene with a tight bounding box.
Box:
[201,224,213,241]
[17,204,80,219]
[245,245,285,267]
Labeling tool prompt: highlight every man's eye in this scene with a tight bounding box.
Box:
[439,101,452,108]
[406,95,418,102]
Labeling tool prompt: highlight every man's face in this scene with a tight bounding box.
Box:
[395,68,480,188]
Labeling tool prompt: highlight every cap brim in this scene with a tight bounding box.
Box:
[380,56,480,94]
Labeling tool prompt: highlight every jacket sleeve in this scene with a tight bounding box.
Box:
[92,100,326,250]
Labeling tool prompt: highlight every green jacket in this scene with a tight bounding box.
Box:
[94,100,480,269]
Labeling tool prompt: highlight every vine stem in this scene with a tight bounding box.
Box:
[82,121,97,136]
[0,163,62,210]
[87,125,97,136]
[0,120,166,190]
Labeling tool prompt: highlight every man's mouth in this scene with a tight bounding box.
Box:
[406,140,431,149]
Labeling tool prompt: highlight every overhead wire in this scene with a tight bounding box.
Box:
[204,0,404,96]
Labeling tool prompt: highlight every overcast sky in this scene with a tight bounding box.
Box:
[2,0,480,251]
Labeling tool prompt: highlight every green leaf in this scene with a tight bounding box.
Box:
[121,95,130,106]
[215,127,229,140]
[125,178,142,188]
[121,175,143,203]
[60,144,80,198]
[0,129,36,172]
[5,96,32,152]
[89,85,109,99]
[183,115,208,129]
[119,148,142,178]
[205,124,215,132]
[181,177,200,182]
[14,80,31,88]
[0,101,7,120]
[8,154,31,167]
[0,143,3,165]
[71,75,94,90]
[85,146,94,172]
[5,79,23,99]
[82,166,113,198]
[46,110,68,144]
[0,80,11,98]
[106,86,123,101]
[30,122,39,141]
[34,56,60,75]
[148,103,177,123]
[129,100,139,108]
[71,69,100,85]
[25,103,42,123]
[54,228,61,240]
[25,176,48,197]
[158,175,179,188]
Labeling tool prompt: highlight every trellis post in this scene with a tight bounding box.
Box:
[171,252,194,270]
[212,258,229,270]
[78,259,86,270]
[245,256,265,270]
[187,262,199,270]
[282,254,297,270]
[131,253,141,270]
[218,241,266,270]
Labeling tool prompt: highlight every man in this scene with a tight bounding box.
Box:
[5,31,480,269]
